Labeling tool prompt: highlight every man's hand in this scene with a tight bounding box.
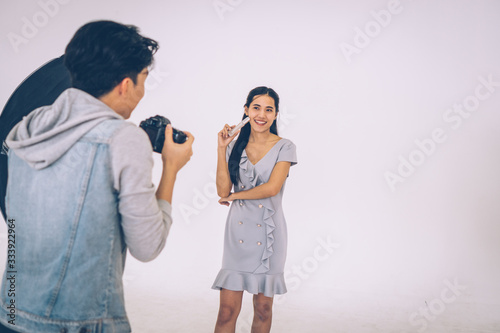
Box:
[156,124,194,203]
[162,124,194,173]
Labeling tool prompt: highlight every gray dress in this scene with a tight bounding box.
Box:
[212,138,297,297]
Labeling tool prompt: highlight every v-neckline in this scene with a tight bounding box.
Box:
[244,139,283,166]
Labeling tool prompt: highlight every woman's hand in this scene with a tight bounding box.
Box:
[218,193,235,206]
[218,124,239,149]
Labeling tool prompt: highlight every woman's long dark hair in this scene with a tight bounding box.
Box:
[228,86,280,185]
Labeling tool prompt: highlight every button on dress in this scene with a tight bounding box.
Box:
[212,138,297,297]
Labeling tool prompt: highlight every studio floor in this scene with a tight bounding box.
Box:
[124,274,500,333]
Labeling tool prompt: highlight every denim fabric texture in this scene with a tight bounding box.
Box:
[0,117,131,332]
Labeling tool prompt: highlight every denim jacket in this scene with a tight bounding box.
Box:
[0,89,172,332]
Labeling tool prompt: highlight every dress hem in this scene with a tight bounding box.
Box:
[211,269,287,298]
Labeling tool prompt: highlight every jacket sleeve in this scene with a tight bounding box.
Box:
[109,122,172,262]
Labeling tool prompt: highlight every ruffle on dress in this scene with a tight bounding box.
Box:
[239,150,276,275]
[211,269,287,298]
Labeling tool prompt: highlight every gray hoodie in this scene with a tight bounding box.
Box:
[6,88,172,261]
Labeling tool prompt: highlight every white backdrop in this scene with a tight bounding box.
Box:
[1,1,499,332]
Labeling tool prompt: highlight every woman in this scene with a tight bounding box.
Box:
[212,86,297,333]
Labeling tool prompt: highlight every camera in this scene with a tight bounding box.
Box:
[139,115,187,153]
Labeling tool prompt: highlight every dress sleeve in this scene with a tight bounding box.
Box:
[277,139,298,166]
[109,122,172,262]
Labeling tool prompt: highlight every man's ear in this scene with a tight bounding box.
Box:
[116,77,132,96]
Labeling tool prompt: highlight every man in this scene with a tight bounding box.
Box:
[0,20,194,332]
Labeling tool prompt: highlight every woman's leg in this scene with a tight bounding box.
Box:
[251,293,273,333]
[214,289,244,333]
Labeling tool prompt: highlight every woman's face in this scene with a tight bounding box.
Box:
[245,94,277,134]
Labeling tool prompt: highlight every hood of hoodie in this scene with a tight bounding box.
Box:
[6,88,123,170]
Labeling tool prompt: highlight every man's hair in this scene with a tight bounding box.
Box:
[64,20,159,98]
